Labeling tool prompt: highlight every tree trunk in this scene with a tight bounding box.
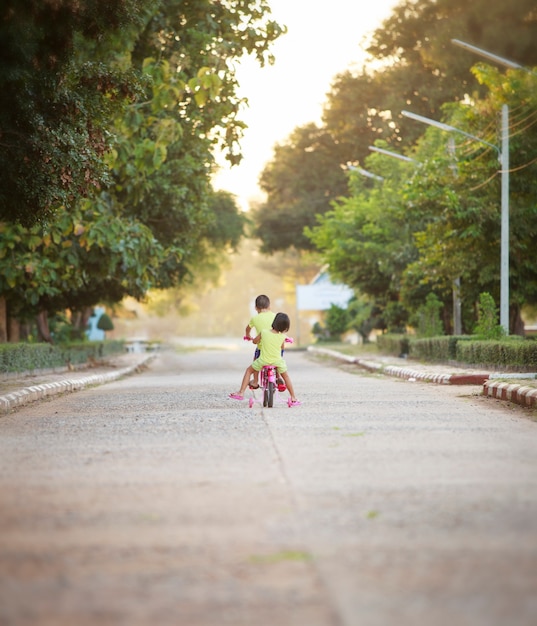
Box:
[510,305,525,337]
[7,317,20,343]
[36,311,53,343]
[81,306,93,333]
[0,296,6,343]
[19,322,31,341]
[72,306,93,332]
[70,309,82,329]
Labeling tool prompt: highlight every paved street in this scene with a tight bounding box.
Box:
[1,347,536,626]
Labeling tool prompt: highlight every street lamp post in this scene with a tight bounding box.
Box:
[368,146,415,163]
[347,164,384,181]
[449,39,532,333]
[401,108,509,334]
[451,39,524,70]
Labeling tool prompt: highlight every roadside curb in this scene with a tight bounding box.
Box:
[307,347,489,385]
[307,346,537,411]
[0,354,155,415]
[483,380,537,408]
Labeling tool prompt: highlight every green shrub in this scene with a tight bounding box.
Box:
[312,305,350,342]
[325,304,350,340]
[411,337,451,361]
[376,333,410,356]
[97,313,114,332]
[473,292,505,340]
[0,340,125,374]
[415,293,444,338]
[457,338,537,370]
[410,335,472,362]
[311,321,330,342]
[376,332,537,369]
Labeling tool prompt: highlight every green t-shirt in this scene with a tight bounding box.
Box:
[249,311,275,335]
[252,328,287,372]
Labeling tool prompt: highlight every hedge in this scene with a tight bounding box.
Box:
[376,334,410,356]
[0,340,125,374]
[409,336,472,361]
[456,338,537,370]
[377,334,537,370]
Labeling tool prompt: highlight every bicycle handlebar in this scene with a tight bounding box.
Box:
[244,335,294,344]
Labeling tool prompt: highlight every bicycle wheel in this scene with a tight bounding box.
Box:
[267,381,274,408]
[261,368,268,406]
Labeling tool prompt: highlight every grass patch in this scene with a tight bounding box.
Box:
[489,377,537,389]
[249,550,312,564]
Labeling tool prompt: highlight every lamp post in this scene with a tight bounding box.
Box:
[347,164,384,181]
[368,145,415,163]
[451,39,524,70]
[401,108,509,334]
[449,39,532,333]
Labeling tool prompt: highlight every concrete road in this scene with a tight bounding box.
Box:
[0,348,536,626]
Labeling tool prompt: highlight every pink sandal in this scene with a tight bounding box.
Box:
[229,393,244,400]
[288,399,302,407]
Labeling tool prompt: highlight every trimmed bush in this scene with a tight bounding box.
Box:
[377,334,410,356]
[97,313,114,332]
[410,335,473,361]
[376,333,537,370]
[456,337,537,370]
[0,340,125,374]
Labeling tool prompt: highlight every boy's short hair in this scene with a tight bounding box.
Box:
[255,294,270,309]
[272,312,290,333]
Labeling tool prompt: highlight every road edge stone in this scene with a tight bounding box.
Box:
[0,355,155,414]
[307,346,537,411]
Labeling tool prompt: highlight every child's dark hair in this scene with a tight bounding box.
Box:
[255,294,270,309]
[272,312,290,333]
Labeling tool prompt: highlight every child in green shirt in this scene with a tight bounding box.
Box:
[244,294,275,389]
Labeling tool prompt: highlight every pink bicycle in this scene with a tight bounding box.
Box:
[244,336,293,409]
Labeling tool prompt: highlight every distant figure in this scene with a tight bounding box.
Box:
[230,312,301,407]
[86,306,106,341]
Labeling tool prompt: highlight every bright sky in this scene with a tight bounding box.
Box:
[213,0,400,211]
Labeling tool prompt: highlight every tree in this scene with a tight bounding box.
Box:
[96,312,114,333]
[414,293,444,338]
[310,63,537,336]
[0,0,146,225]
[400,67,537,335]
[346,294,382,344]
[0,0,284,339]
[253,124,348,253]
[252,0,537,255]
[473,292,505,339]
[95,0,282,287]
[0,200,163,341]
[364,0,537,148]
[129,0,283,167]
[306,152,419,332]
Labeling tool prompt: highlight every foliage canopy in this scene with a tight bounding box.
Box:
[0,0,284,340]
